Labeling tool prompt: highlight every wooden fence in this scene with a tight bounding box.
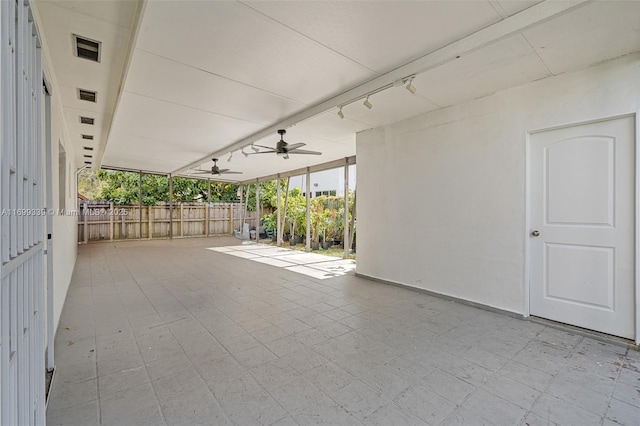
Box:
[77,202,269,242]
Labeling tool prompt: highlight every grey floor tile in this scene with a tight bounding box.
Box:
[605,397,640,426]
[395,383,456,424]
[292,395,363,426]
[482,374,541,410]
[461,388,527,425]
[98,365,150,397]
[47,378,97,411]
[46,399,99,426]
[48,239,632,426]
[198,355,247,386]
[209,371,264,402]
[497,360,553,392]
[332,380,389,421]
[263,375,326,412]
[234,343,279,368]
[301,362,355,394]
[518,411,558,426]
[251,325,291,344]
[612,381,640,408]
[363,402,426,426]
[438,407,494,426]
[531,394,603,425]
[161,387,230,426]
[145,349,194,381]
[151,367,208,403]
[546,374,611,416]
[100,383,161,425]
[218,390,287,426]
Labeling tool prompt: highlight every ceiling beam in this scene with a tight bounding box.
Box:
[172,0,589,175]
[94,0,147,171]
[236,156,356,185]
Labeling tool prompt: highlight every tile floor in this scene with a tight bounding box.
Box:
[47,237,640,426]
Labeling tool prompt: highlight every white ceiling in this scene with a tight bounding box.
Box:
[35,1,640,182]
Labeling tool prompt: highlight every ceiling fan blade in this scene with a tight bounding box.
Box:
[218,169,230,173]
[289,149,322,155]
[192,170,213,174]
[253,144,277,151]
[246,151,276,155]
[286,143,306,150]
[220,171,243,174]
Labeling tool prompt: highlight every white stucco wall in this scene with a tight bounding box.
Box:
[40,48,79,338]
[356,52,640,314]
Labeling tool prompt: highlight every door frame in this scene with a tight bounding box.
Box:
[524,112,640,345]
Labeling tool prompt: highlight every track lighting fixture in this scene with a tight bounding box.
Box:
[227,152,233,162]
[337,106,344,119]
[241,148,249,157]
[251,144,259,153]
[363,96,372,110]
[283,154,289,160]
[405,78,416,95]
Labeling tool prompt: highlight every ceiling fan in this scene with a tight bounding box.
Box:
[192,158,242,176]
[248,129,322,159]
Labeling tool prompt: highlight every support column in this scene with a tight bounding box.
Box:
[305,168,311,252]
[139,171,143,239]
[276,175,281,247]
[255,179,260,243]
[180,204,184,237]
[238,184,244,237]
[169,174,173,239]
[343,160,349,259]
[148,205,153,239]
[206,179,211,237]
[83,201,88,243]
[109,201,114,241]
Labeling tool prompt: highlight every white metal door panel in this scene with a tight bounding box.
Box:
[530,116,635,339]
[0,0,46,424]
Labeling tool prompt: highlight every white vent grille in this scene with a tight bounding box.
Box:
[74,35,100,62]
[78,89,96,103]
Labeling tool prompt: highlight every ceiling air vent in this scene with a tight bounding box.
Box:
[82,134,94,140]
[85,161,92,165]
[83,146,93,151]
[80,116,94,125]
[78,89,97,103]
[83,154,92,158]
[74,35,100,62]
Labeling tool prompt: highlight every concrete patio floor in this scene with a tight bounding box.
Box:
[47,237,640,426]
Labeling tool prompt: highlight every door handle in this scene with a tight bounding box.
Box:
[531,230,540,237]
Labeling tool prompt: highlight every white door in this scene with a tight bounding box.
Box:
[530,116,635,339]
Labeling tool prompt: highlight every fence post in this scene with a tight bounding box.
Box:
[148,205,153,239]
[109,202,114,241]
[83,201,88,243]
[180,203,184,237]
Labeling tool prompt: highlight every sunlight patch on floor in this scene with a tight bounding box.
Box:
[208,243,356,280]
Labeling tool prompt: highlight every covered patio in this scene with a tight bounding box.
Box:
[47,237,639,425]
[2,0,640,424]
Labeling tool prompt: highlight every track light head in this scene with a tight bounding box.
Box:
[283,154,289,160]
[363,96,372,110]
[227,152,233,162]
[241,148,249,157]
[337,106,344,119]
[251,144,259,153]
[406,78,417,95]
